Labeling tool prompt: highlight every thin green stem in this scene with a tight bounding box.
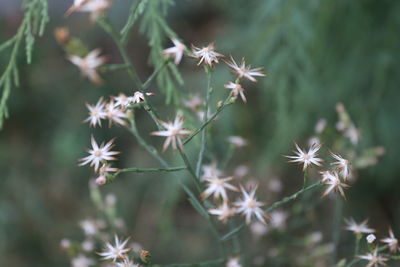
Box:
[221,145,235,170]
[97,17,163,130]
[177,146,202,193]
[184,92,233,145]
[127,117,168,168]
[266,181,320,213]
[303,169,308,189]
[107,166,187,183]
[196,68,212,176]
[98,16,226,259]
[331,195,344,265]
[100,63,130,72]
[354,234,362,256]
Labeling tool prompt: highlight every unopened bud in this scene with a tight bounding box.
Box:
[140,250,151,264]
[95,176,106,185]
[366,234,376,243]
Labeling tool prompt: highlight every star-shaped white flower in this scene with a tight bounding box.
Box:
[162,38,186,65]
[330,152,351,181]
[227,136,248,147]
[201,176,238,201]
[98,235,131,262]
[320,171,350,199]
[191,43,223,67]
[105,100,129,127]
[68,49,107,85]
[66,0,112,21]
[234,185,267,224]
[225,56,266,82]
[381,228,399,253]
[208,202,236,224]
[224,82,246,103]
[344,218,375,235]
[286,142,323,171]
[357,248,389,267]
[78,136,119,172]
[84,97,106,127]
[150,113,193,151]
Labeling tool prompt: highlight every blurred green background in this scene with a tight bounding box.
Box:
[1,0,400,266]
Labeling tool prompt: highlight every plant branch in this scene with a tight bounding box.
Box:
[107,166,186,183]
[221,181,321,241]
[196,68,212,176]
[183,93,233,145]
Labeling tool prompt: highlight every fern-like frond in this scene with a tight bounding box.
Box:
[139,0,183,105]
[0,0,49,129]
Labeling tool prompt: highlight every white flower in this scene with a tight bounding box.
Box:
[98,235,131,262]
[331,152,351,180]
[191,43,223,67]
[71,254,94,267]
[286,142,323,171]
[133,91,145,104]
[82,239,95,252]
[345,125,360,145]
[60,238,71,250]
[234,185,267,224]
[79,219,98,236]
[233,165,249,178]
[314,119,327,134]
[106,100,129,127]
[201,163,223,181]
[227,136,248,147]
[84,97,107,127]
[114,94,134,110]
[344,218,375,235]
[131,91,154,104]
[208,202,236,223]
[267,178,283,193]
[226,256,242,267]
[65,0,112,21]
[357,248,389,267]
[150,113,193,151]
[381,228,399,253]
[225,56,266,82]
[68,49,107,85]
[224,82,246,103]
[162,38,186,65]
[95,163,118,185]
[201,176,238,201]
[182,94,202,111]
[250,221,269,237]
[269,210,288,230]
[320,171,350,199]
[78,136,119,172]
[367,234,376,243]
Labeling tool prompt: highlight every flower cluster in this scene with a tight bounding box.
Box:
[201,161,268,226]
[285,142,351,199]
[60,192,145,267]
[344,218,399,266]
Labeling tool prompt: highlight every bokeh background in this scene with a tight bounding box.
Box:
[1,0,400,266]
